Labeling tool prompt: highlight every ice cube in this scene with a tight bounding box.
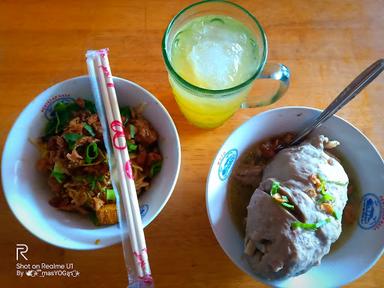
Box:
[187,32,244,89]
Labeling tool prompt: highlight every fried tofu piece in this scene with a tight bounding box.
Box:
[96,204,118,225]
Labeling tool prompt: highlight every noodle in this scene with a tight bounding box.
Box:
[36,98,162,225]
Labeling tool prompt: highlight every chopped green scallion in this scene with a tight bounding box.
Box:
[281,202,295,210]
[270,181,280,195]
[85,142,99,164]
[83,123,95,137]
[129,124,136,138]
[120,107,131,125]
[318,175,327,195]
[54,112,61,134]
[89,211,99,226]
[51,161,66,183]
[86,176,97,190]
[318,193,335,203]
[291,221,317,230]
[332,210,341,220]
[127,142,137,152]
[106,189,116,202]
[84,99,96,113]
[291,218,331,230]
[63,133,82,150]
[149,161,162,177]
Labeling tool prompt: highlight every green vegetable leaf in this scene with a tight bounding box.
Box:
[318,193,335,203]
[120,107,131,125]
[332,210,341,220]
[281,202,295,210]
[45,100,80,137]
[85,142,99,164]
[106,189,116,202]
[51,161,66,183]
[54,101,79,115]
[84,99,96,113]
[291,221,316,230]
[292,218,331,230]
[129,124,136,138]
[83,123,96,137]
[52,171,65,183]
[127,142,137,152]
[63,133,82,150]
[45,115,58,137]
[318,175,327,195]
[85,175,97,190]
[150,161,162,178]
[85,175,104,190]
[54,112,61,134]
[89,211,99,226]
[270,181,280,195]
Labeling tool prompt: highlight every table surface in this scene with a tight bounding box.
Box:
[0,0,383,287]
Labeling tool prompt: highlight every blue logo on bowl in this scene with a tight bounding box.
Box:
[218,149,238,181]
[41,95,74,120]
[140,204,149,218]
[359,193,382,230]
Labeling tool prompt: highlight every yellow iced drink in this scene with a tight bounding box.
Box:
[169,15,259,128]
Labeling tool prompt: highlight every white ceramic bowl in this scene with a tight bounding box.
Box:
[206,107,384,287]
[2,76,181,250]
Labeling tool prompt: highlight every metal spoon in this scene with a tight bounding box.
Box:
[278,59,384,150]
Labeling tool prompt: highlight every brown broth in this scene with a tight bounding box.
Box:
[228,138,361,252]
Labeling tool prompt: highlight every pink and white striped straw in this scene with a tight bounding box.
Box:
[86,48,153,287]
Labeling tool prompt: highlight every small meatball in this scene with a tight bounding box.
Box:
[87,114,99,125]
[47,136,66,150]
[36,158,51,173]
[47,150,60,165]
[132,119,158,146]
[134,148,147,167]
[260,141,277,159]
[146,152,162,167]
[84,163,109,177]
[75,98,85,108]
[74,110,91,122]
[233,164,264,187]
[47,176,62,194]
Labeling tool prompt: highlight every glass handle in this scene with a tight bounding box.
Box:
[242,63,290,108]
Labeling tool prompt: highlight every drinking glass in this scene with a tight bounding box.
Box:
[162,0,290,128]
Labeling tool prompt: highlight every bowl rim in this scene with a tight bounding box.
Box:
[205,106,384,286]
[1,75,181,250]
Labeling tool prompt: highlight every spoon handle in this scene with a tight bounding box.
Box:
[290,59,384,146]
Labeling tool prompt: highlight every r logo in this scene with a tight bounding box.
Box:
[16,244,28,261]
